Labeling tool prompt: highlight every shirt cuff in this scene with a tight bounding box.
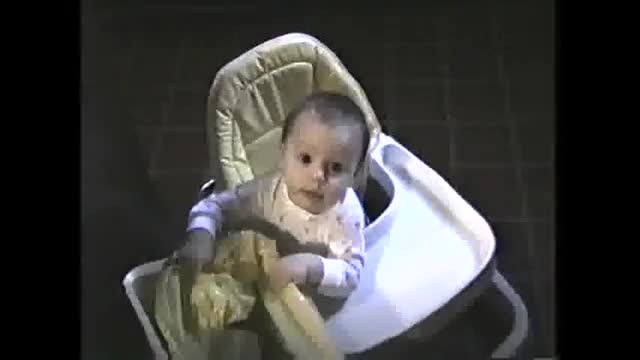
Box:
[319,257,345,288]
[187,216,215,235]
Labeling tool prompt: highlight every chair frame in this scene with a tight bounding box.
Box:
[123,177,529,359]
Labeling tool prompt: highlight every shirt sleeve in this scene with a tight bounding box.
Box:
[317,188,366,298]
[186,175,268,236]
[187,192,229,235]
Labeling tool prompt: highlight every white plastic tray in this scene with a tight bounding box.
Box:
[325,134,496,353]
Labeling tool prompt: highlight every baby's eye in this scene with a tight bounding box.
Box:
[299,153,312,165]
[330,162,343,174]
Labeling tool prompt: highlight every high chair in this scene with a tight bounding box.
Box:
[124,33,529,359]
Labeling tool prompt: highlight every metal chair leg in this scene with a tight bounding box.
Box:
[491,271,530,358]
[122,259,170,360]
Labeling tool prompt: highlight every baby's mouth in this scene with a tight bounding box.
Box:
[300,189,324,201]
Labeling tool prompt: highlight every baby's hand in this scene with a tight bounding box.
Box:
[164,229,215,272]
[268,253,322,292]
[179,229,215,265]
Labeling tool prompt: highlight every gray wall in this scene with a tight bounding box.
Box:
[82,1,555,358]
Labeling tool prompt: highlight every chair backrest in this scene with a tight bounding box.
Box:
[204,33,380,358]
[206,33,382,192]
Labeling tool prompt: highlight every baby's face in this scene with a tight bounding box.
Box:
[282,111,364,214]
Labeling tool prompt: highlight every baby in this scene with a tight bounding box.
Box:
[172,91,370,357]
[177,91,369,298]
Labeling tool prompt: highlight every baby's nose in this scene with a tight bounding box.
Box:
[311,166,326,182]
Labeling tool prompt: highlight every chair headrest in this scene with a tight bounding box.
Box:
[207,33,381,190]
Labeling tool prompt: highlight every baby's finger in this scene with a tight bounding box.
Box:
[269,266,291,292]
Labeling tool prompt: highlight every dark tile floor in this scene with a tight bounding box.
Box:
[83,1,555,358]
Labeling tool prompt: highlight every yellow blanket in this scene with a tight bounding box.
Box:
[154,232,343,359]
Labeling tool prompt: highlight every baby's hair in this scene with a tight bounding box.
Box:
[281,91,370,173]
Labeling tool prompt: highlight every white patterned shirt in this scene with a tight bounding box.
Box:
[187,172,366,298]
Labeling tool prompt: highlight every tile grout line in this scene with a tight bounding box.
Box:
[491,7,537,332]
[148,168,216,177]
[493,2,536,258]
[455,161,553,169]
[493,4,546,350]
[148,39,187,177]
[114,30,161,177]
[486,216,554,224]
[435,17,456,173]
[492,7,530,222]
[382,35,397,135]
[152,125,207,132]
